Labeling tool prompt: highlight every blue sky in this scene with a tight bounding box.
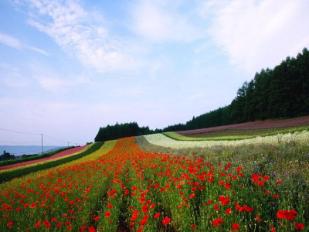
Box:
[0,0,308,145]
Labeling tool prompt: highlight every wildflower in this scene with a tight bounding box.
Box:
[43,220,51,229]
[251,173,270,187]
[142,204,148,213]
[162,216,171,225]
[88,226,96,232]
[295,223,305,231]
[131,210,139,221]
[105,211,111,218]
[225,208,232,215]
[93,215,100,222]
[140,215,148,226]
[218,195,230,206]
[231,223,240,231]
[269,225,276,232]
[7,221,14,229]
[224,162,232,170]
[212,217,224,227]
[154,212,160,219]
[276,209,297,220]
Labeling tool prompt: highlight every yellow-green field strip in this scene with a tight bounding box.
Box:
[0,141,116,184]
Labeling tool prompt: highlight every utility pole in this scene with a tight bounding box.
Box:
[41,133,44,155]
[67,141,70,147]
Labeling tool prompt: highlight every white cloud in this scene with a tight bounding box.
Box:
[0,31,49,56]
[27,45,49,56]
[20,0,138,73]
[35,75,87,93]
[0,32,22,49]
[200,0,309,74]
[131,0,203,43]
[28,63,91,93]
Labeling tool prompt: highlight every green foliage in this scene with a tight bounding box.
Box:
[0,151,15,161]
[0,142,103,184]
[164,48,309,131]
[94,122,154,142]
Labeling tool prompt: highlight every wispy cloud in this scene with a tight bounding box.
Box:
[0,32,22,49]
[131,0,203,43]
[0,31,49,56]
[27,45,49,56]
[18,0,139,73]
[200,0,309,73]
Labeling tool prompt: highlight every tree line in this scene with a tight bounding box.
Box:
[94,122,157,142]
[95,48,309,141]
[163,48,309,131]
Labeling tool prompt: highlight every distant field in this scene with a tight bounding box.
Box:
[0,145,88,172]
[164,125,309,141]
[178,115,309,137]
[145,130,309,149]
[0,146,85,170]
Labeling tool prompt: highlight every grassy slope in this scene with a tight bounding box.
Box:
[164,125,309,141]
[0,142,107,183]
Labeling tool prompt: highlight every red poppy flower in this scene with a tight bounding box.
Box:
[212,217,224,227]
[231,223,240,231]
[295,223,305,231]
[225,208,232,215]
[162,216,171,225]
[218,195,230,206]
[251,173,270,187]
[154,212,160,219]
[142,204,148,213]
[131,210,139,221]
[88,226,96,232]
[140,215,148,226]
[105,211,111,218]
[93,215,100,222]
[7,221,14,229]
[42,220,51,229]
[276,209,297,221]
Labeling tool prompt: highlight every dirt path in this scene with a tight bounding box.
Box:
[179,115,309,136]
[0,146,86,171]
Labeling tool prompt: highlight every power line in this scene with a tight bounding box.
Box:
[0,127,40,136]
[0,127,79,146]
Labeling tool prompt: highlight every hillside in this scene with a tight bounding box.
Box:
[164,48,309,132]
[178,115,309,136]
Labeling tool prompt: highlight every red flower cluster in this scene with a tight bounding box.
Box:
[276,209,298,221]
[251,173,270,186]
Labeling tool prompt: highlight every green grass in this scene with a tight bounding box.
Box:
[164,125,309,141]
[0,142,103,184]
[0,146,75,167]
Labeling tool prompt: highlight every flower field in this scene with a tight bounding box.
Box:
[144,131,309,149]
[0,146,89,172]
[0,137,307,231]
